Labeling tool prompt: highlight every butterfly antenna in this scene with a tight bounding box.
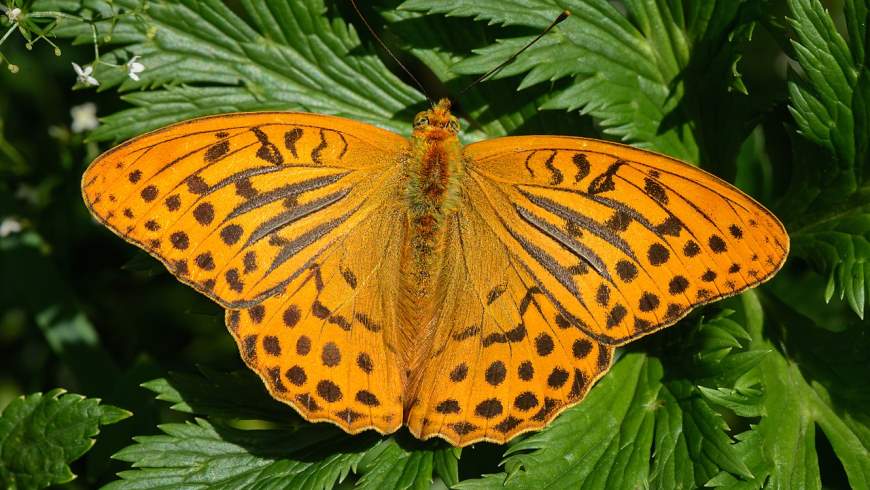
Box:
[349,0,432,103]
[458,11,570,96]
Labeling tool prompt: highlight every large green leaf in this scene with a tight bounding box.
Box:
[0,389,130,489]
[783,0,870,319]
[707,293,870,489]
[354,2,594,142]
[401,0,767,169]
[107,418,374,490]
[455,309,762,489]
[34,0,425,141]
[106,370,457,489]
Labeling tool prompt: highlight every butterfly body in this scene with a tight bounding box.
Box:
[82,102,788,446]
[403,102,462,282]
[398,100,465,358]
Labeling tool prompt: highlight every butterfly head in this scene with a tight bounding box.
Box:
[413,98,460,139]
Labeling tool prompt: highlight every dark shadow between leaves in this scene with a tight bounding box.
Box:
[158,368,459,466]
[334,0,588,136]
[158,367,381,462]
[211,419,383,463]
[815,425,852,490]
[656,4,772,177]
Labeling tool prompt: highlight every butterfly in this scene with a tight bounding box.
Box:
[81,98,788,446]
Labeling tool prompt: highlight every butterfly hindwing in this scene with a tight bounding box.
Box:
[463,136,789,345]
[226,198,407,434]
[405,189,614,445]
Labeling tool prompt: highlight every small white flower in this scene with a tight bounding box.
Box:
[72,62,99,87]
[0,217,22,237]
[6,7,21,22]
[126,55,145,81]
[15,185,39,204]
[70,102,99,133]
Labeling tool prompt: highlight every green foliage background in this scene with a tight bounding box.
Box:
[0,0,867,488]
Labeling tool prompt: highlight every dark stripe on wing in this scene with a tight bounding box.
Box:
[520,190,637,261]
[204,165,288,194]
[268,207,359,273]
[245,189,352,246]
[503,220,583,301]
[228,173,349,219]
[514,204,612,283]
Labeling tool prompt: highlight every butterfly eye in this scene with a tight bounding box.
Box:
[448,119,460,132]
[414,116,429,128]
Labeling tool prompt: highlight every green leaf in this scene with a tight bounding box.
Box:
[34,0,425,141]
[707,293,870,489]
[786,0,862,168]
[356,436,459,489]
[698,385,764,418]
[140,368,292,422]
[106,418,374,490]
[108,370,453,489]
[790,206,870,319]
[401,0,768,167]
[0,389,130,489]
[374,3,594,141]
[783,0,870,319]
[454,351,751,489]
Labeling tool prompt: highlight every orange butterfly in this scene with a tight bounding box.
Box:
[81,98,788,446]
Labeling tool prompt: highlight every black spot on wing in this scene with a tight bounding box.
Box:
[572,153,590,183]
[205,140,230,163]
[251,127,283,164]
[311,130,328,164]
[587,160,625,195]
[543,151,563,186]
[284,128,302,158]
[643,177,668,204]
[486,284,507,305]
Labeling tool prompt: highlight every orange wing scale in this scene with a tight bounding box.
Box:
[82,113,404,308]
[405,192,615,444]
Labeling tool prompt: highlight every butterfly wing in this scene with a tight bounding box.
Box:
[82,112,409,434]
[461,136,788,344]
[406,135,787,445]
[405,197,614,445]
[82,112,406,308]
[225,199,407,434]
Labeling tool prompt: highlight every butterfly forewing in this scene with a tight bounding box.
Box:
[464,136,789,345]
[225,196,407,434]
[82,113,406,307]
